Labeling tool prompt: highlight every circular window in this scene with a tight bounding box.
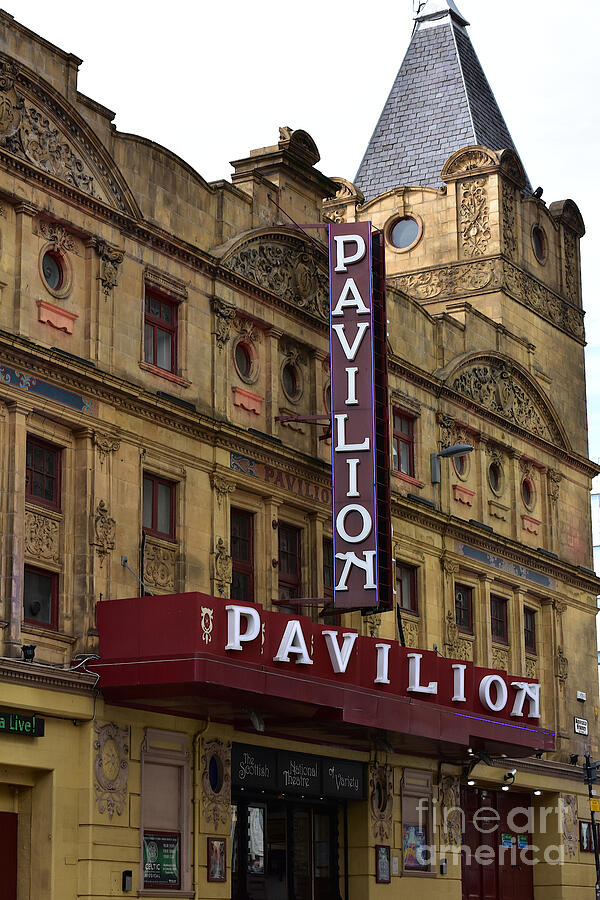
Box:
[532,225,547,263]
[453,453,469,480]
[42,250,63,291]
[282,361,302,402]
[389,216,421,250]
[233,338,258,384]
[208,754,224,794]
[521,477,535,510]
[488,461,503,495]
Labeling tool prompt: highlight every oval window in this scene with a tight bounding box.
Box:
[453,454,468,477]
[532,225,547,263]
[488,462,502,494]
[282,362,299,401]
[208,754,224,794]
[235,341,252,380]
[521,477,534,509]
[42,250,63,291]
[390,216,420,250]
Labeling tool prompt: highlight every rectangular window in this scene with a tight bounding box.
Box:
[231,508,254,604]
[24,565,58,629]
[491,595,508,643]
[144,289,178,374]
[278,523,301,602]
[26,436,61,510]
[524,606,536,654]
[143,473,175,540]
[396,563,418,614]
[392,410,414,477]
[141,730,190,892]
[455,584,473,633]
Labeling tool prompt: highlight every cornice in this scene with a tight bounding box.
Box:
[391,494,600,595]
[0,658,97,695]
[498,756,585,783]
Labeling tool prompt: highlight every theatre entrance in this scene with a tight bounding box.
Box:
[230,797,341,900]
[461,787,534,900]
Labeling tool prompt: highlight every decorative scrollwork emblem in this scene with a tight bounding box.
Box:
[94,723,129,820]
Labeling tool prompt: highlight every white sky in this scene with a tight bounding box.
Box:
[10,0,600,462]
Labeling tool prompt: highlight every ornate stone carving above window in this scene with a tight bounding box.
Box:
[211,297,236,351]
[491,645,509,671]
[223,233,329,323]
[93,722,129,821]
[459,179,491,257]
[93,500,116,567]
[525,657,537,679]
[144,538,177,591]
[402,618,419,649]
[25,508,59,562]
[440,777,461,846]
[39,219,77,253]
[202,739,231,831]
[444,611,474,661]
[214,537,232,598]
[95,240,124,296]
[449,357,565,446]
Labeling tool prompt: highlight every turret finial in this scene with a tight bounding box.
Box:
[414,0,469,27]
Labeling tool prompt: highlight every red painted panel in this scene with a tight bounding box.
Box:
[0,812,17,900]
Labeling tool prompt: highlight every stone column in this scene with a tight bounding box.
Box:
[4,401,30,657]
[211,295,236,419]
[209,472,236,599]
[13,202,38,335]
[508,449,522,540]
[477,574,494,667]
[512,588,527,676]
[267,328,283,437]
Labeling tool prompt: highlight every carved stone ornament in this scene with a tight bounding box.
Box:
[486,444,505,468]
[502,181,517,258]
[451,358,561,444]
[525,657,537,679]
[210,473,236,507]
[393,257,585,342]
[93,722,129,821]
[563,229,578,305]
[442,147,499,179]
[234,315,262,345]
[561,794,578,857]
[144,541,176,591]
[555,647,569,685]
[322,207,346,224]
[212,297,236,350]
[492,646,509,671]
[94,500,116,566]
[441,554,459,576]
[547,468,563,503]
[201,607,214,644]
[93,432,121,464]
[281,340,307,369]
[460,179,491,257]
[202,739,232,830]
[39,219,76,253]
[440,776,461,846]
[553,600,568,618]
[223,233,329,322]
[0,57,131,212]
[214,537,233,598]
[25,509,59,562]
[94,240,123,296]
[402,618,419,649]
[444,611,473,661]
[363,613,381,638]
[438,413,474,452]
[369,764,394,842]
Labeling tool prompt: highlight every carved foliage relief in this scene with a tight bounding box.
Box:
[441,776,461,846]
[450,359,560,443]
[202,739,231,831]
[369,764,393,842]
[94,722,129,820]
[460,179,491,257]
[144,540,176,591]
[25,509,59,562]
[94,499,116,566]
[0,58,118,205]
[561,794,578,857]
[502,181,517,258]
[214,537,232,598]
[224,236,329,322]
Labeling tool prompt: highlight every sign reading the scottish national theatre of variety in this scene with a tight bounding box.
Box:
[0,710,44,737]
[329,222,380,610]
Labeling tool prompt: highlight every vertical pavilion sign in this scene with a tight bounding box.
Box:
[329,222,391,611]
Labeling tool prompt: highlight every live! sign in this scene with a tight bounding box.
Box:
[329,222,380,609]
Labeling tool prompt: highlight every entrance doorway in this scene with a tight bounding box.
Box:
[0,811,18,900]
[461,787,534,900]
[231,797,340,900]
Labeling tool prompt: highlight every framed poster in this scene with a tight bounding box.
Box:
[402,824,428,870]
[207,837,227,883]
[375,844,391,883]
[143,831,181,889]
[580,820,599,852]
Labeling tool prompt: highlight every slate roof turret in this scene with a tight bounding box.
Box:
[355,0,529,200]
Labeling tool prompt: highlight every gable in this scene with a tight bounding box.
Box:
[0,56,139,216]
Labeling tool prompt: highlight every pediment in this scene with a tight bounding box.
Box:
[0,56,139,216]
[442,353,569,449]
[222,228,329,323]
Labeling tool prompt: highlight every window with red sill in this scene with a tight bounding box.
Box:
[392,410,415,477]
[143,473,176,540]
[278,523,302,603]
[396,563,418,614]
[231,508,254,604]
[524,606,537,654]
[491,594,509,643]
[455,583,473,633]
[26,436,61,511]
[144,289,178,374]
[24,565,58,629]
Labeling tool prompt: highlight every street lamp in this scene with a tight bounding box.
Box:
[430,443,474,508]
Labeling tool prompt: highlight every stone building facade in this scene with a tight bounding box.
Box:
[0,2,598,899]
